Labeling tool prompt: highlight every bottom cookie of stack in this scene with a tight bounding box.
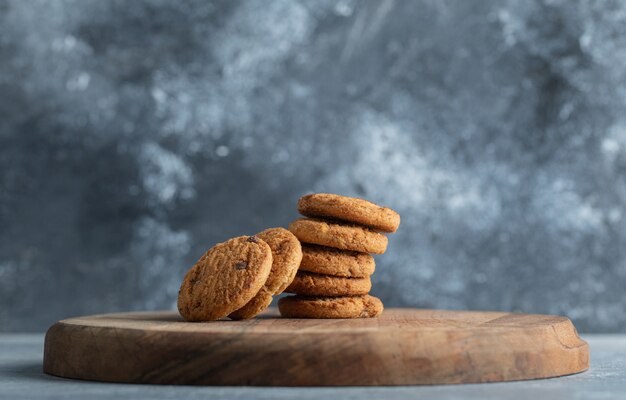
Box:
[278,295,383,319]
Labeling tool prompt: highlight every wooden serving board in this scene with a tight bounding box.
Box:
[43,308,589,386]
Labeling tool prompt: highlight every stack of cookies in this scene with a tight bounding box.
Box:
[279,193,400,319]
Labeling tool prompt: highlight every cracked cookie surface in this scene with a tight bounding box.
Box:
[230,228,302,320]
[278,295,384,318]
[285,270,371,296]
[289,218,388,254]
[177,235,272,321]
[297,193,400,233]
[300,244,375,278]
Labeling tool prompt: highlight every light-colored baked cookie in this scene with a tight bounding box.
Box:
[300,244,375,278]
[230,228,302,320]
[289,218,388,254]
[285,271,371,296]
[298,193,400,233]
[177,236,272,321]
[278,295,384,318]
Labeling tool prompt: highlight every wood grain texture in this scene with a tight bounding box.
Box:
[43,308,589,386]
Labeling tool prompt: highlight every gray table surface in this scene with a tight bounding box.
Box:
[1,334,625,400]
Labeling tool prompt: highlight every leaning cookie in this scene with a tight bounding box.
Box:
[300,244,375,278]
[285,271,371,296]
[289,218,388,254]
[278,295,384,319]
[177,236,272,321]
[230,228,302,320]
[297,193,400,233]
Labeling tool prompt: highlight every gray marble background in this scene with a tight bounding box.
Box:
[1,0,625,332]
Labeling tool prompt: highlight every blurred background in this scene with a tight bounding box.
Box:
[1,0,625,332]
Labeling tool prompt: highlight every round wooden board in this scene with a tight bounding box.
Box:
[43,308,589,386]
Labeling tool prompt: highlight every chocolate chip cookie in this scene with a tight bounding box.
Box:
[289,218,388,254]
[230,228,302,320]
[300,244,375,278]
[278,295,384,318]
[298,193,400,233]
[177,235,272,321]
[285,271,371,296]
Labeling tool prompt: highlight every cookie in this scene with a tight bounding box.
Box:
[177,235,272,321]
[300,244,375,278]
[298,193,400,233]
[289,218,388,254]
[285,271,371,296]
[229,228,302,320]
[228,292,274,321]
[278,295,384,318]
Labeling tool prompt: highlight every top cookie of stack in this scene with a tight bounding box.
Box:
[280,193,400,319]
[298,193,401,233]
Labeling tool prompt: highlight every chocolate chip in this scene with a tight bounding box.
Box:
[234,261,248,270]
[247,236,260,243]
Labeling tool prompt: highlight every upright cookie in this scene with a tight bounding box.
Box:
[300,244,375,278]
[298,193,400,233]
[289,218,388,254]
[285,271,371,296]
[177,236,272,321]
[278,295,384,318]
[230,228,302,320]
